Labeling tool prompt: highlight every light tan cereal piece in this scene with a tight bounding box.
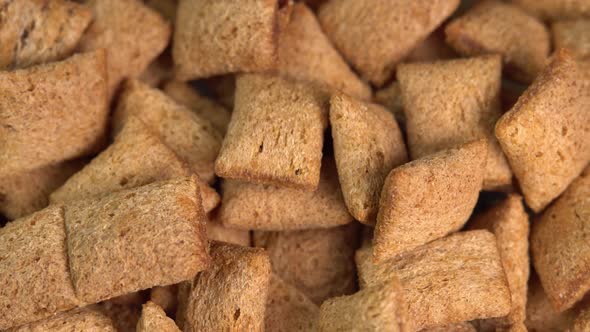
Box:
[445,0,550,83]
[265,274,319,332]
[510,0,590,20]
[318,281,410,332]
[405,29,456,63]
[98,300,142,332]
[215,74,328,190]
[525,273,577,331]
[373,140,487,262]
[114,79,223,183]
[330,92,408,224]
[0,206,81,330]
[181,243,271,332]
[552,19,590,60]
[420,322,476,332]
[163,80,231,134]
[150,286,177,315]
[495,50,590,212]
[206,216,251,246]
[397,55,511,190]
[173,0,278,80]
[0,50,108,177]
[0,0,91,69]
[317,0,460,86]
[278,3,371,100]
[530,168,590,312]
[137,301,180,332]
[254,223,358,304]
[0,160,83,220]
[374,82,405,127]
[78,0,170,98]
[356,231,512,331]
[7,306,117,332]
[144,0,177,22]
[64,177,210,303]
[218,158,352,230]
[469,194,530,327]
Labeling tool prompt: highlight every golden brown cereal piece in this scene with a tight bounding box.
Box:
[265,274,319,332]
[397,55,511,190]
[317,0,460,86]
[525,273,577,332]
[356,231,512,331]
[254,223,358,304]
[530,168,590,312]
[469,194,530,327]
[0,160,83,220]
[445,0,550,83]
[218,158,352,231]
[7,306,117,332]
[64,177,210,303]
[78,0,170,98]
[163,80,231,134]
[374,82,405,127]
[137,301,180,332]
[405,29,456,63]
[0,0,91,69]
[215,74,328,190]
[114,79,223,183]
[0,50,108,177]
[421,322,477,332]
[373,140,487,263]
[318,281,410,332]
[206,216,251,246]
[150,286,177,316]
[510,0,590,20]
[495,50,590,212]
[181,243,271,332]
[0,206,81,330]
[277,3,371,100]
[173,0,278,80]
[330,92,408,224]
[552,19,590,60]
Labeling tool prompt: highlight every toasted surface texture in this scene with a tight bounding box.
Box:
[373,140,487,262]
[0,206,81,330]
[182,243,271,332]
[215,74,328,190]
[254,223,358,304]
[173,0,278,80]
[495,50,590,212]
[265,274,319,332]
[531,168,590,312]
[137,301,180,332]
[317,0,459,86]
[552,19,590,60]
[278,3,370,100]
[330,92,407,224]
[397,55,511,190]
[206,216,251,246]
[356,231,512,330]
[510,0,590,20]
[114,79,222,183]
[78,0,170,97]
[0,0,91,69]
[8,306,117,332]
[219,158,352,230]
[525,273,577,332]
[445,0,550,83]
[64,177,210,303]
[0,50,108,177]
[573,305,590,332]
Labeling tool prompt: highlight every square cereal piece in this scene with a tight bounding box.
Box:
[510,0,590,20]
[0,206,81,330]
[0,50,108,177]
[265,274,319,332]
[317,0,459,86]
[0,0,91,69]
[397,55,512,190]
[114,79,223,183]
[330,92,407,224]
[254,223,358,304]
[78,0,171,98]
[180,243,271,332]
[9,306,117,332]
[552,19,590,60]
[356,231,512,331]
[277,3,370,100]
[495,49,590,212]
[137,301,180,332]
[215,74,328,190]
[64,177,210,304]
[173,0,278,80]
[218,158,352,231]
[469,194,530,328]
[373,140,487,263]
[531,168,590,312]
[445,0,550,83]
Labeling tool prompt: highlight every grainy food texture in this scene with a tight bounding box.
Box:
[552,19,590,60]
[374,82,405,127]
[265,274,319,332]
[7,306,117,332]
[136,301,180,332]
[421,322,477,332]
[525,273,577,331]
[510,0,590,20]
[206,216,251,246]
[572,305,590,332]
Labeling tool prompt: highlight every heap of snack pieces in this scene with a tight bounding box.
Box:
[0,0,589,331]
